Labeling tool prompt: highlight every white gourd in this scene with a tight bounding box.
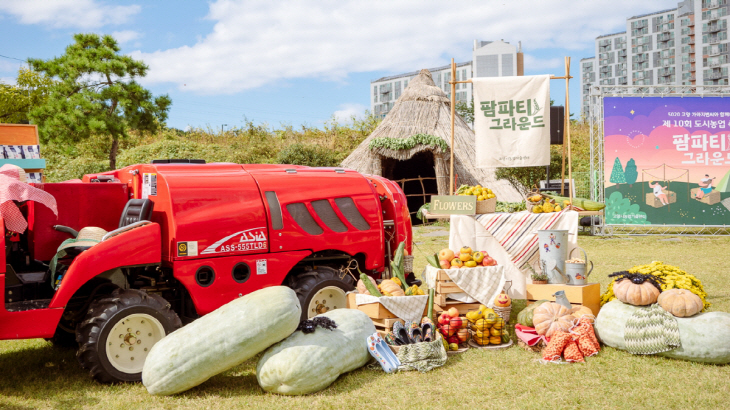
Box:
[256,308,376,395]
[595,300,730,364]
[142,286,301,395]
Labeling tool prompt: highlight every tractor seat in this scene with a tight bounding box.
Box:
[54,199,154,258]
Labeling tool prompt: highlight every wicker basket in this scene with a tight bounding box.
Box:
[493,305,512,324]
[403,255,414,273]
[475,197,497,214]
[524,192,543,213]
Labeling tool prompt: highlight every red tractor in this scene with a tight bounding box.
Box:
[1,161,412,383]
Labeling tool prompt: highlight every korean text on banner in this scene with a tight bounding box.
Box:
[473,75,551,168]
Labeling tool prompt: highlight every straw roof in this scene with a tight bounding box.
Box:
[341,69,521,202]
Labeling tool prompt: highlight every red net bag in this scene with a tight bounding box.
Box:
[542,331,571,362]
[563,339,584,363]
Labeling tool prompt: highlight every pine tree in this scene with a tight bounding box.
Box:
[28,33,171,169]
[624,158,638,185]
[610,157,626,184]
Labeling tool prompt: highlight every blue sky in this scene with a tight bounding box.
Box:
[0,0,671,131]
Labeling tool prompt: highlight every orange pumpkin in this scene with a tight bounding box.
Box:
[494,291,511,307]
[613,278,660,306]
[379,279,405,296]
[532,302,575,337]
[658,288,703,317]
[570,305,594,319]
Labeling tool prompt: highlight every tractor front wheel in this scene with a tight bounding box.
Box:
[76,289,181,383]
[290,266,354,321]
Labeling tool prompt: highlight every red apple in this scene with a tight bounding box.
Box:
[439,259,451,270]
[438,248,455,262]
[457,328,469,342]
[449,317,462,329]
[448,307,460,318]
[482,256,498,266]
[441,324,454,337]
[447,335,460,345]
[438,313,451,325]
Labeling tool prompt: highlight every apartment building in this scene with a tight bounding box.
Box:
[370,40,523,119]
[581,0,729,118]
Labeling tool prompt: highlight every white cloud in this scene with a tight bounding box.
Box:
[112,30,142,44]
[333,103,368,122]
[0,0,139,29]
[133,0,669,94]
[523,54,565,72]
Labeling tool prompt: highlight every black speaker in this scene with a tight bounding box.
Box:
[550,106,565,145]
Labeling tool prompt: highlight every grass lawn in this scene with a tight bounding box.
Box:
[1,224,729,410]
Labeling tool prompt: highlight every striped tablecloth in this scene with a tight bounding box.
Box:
[448,211,579,299]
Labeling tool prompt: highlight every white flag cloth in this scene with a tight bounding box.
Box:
[473,75,551,168]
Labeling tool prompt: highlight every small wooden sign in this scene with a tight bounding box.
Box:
[430,195,476,215]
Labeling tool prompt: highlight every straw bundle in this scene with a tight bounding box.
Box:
[341,69,521,201]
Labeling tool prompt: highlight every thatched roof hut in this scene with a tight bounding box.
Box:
[342,69,521,215]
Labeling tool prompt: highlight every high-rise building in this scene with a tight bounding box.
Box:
[580,0,729,118]
[370,40,524,119]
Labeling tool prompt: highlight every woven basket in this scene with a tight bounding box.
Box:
[493,305,512,324]
[403,255,414,273]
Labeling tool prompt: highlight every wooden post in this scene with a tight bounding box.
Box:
[565,57,573,206]
[450,59,456,195]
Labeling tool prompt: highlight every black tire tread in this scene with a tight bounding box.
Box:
[76,288,182,383]
[290,266,354,321]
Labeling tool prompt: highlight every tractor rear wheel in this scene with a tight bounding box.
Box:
[290,266,354,321]
[76,289,181,383]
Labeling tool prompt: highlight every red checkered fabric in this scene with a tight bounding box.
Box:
[0,165,58,233]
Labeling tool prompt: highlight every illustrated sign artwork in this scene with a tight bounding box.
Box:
[473,75,551,168]
[604,97,730,225]
[201,227,268,254]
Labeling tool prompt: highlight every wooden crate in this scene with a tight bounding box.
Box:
[691,188,720,205]
[433,270,484,314]
[525,283,601,316]
[645,191,676,208]
[346,292,429,320]
[371,317,405,337]
[347,292,397,319]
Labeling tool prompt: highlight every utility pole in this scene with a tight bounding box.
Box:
[221,124,228,133]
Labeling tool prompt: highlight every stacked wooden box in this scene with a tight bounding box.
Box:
[346,292,424,336]
[433,270,481,314]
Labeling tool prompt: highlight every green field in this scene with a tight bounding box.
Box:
[2,225,729,410]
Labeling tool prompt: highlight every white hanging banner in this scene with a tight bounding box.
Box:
[473,75,551,168]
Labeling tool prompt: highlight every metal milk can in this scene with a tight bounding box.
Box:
[537,229,569,284]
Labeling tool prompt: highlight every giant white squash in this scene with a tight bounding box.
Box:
[256,308,375,395]
[143,286,301,395]
[595,300,730,364]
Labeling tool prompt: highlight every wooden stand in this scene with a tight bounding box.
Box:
[0,124,46,182]
[525,283,600,315]
[690,188,720,205]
